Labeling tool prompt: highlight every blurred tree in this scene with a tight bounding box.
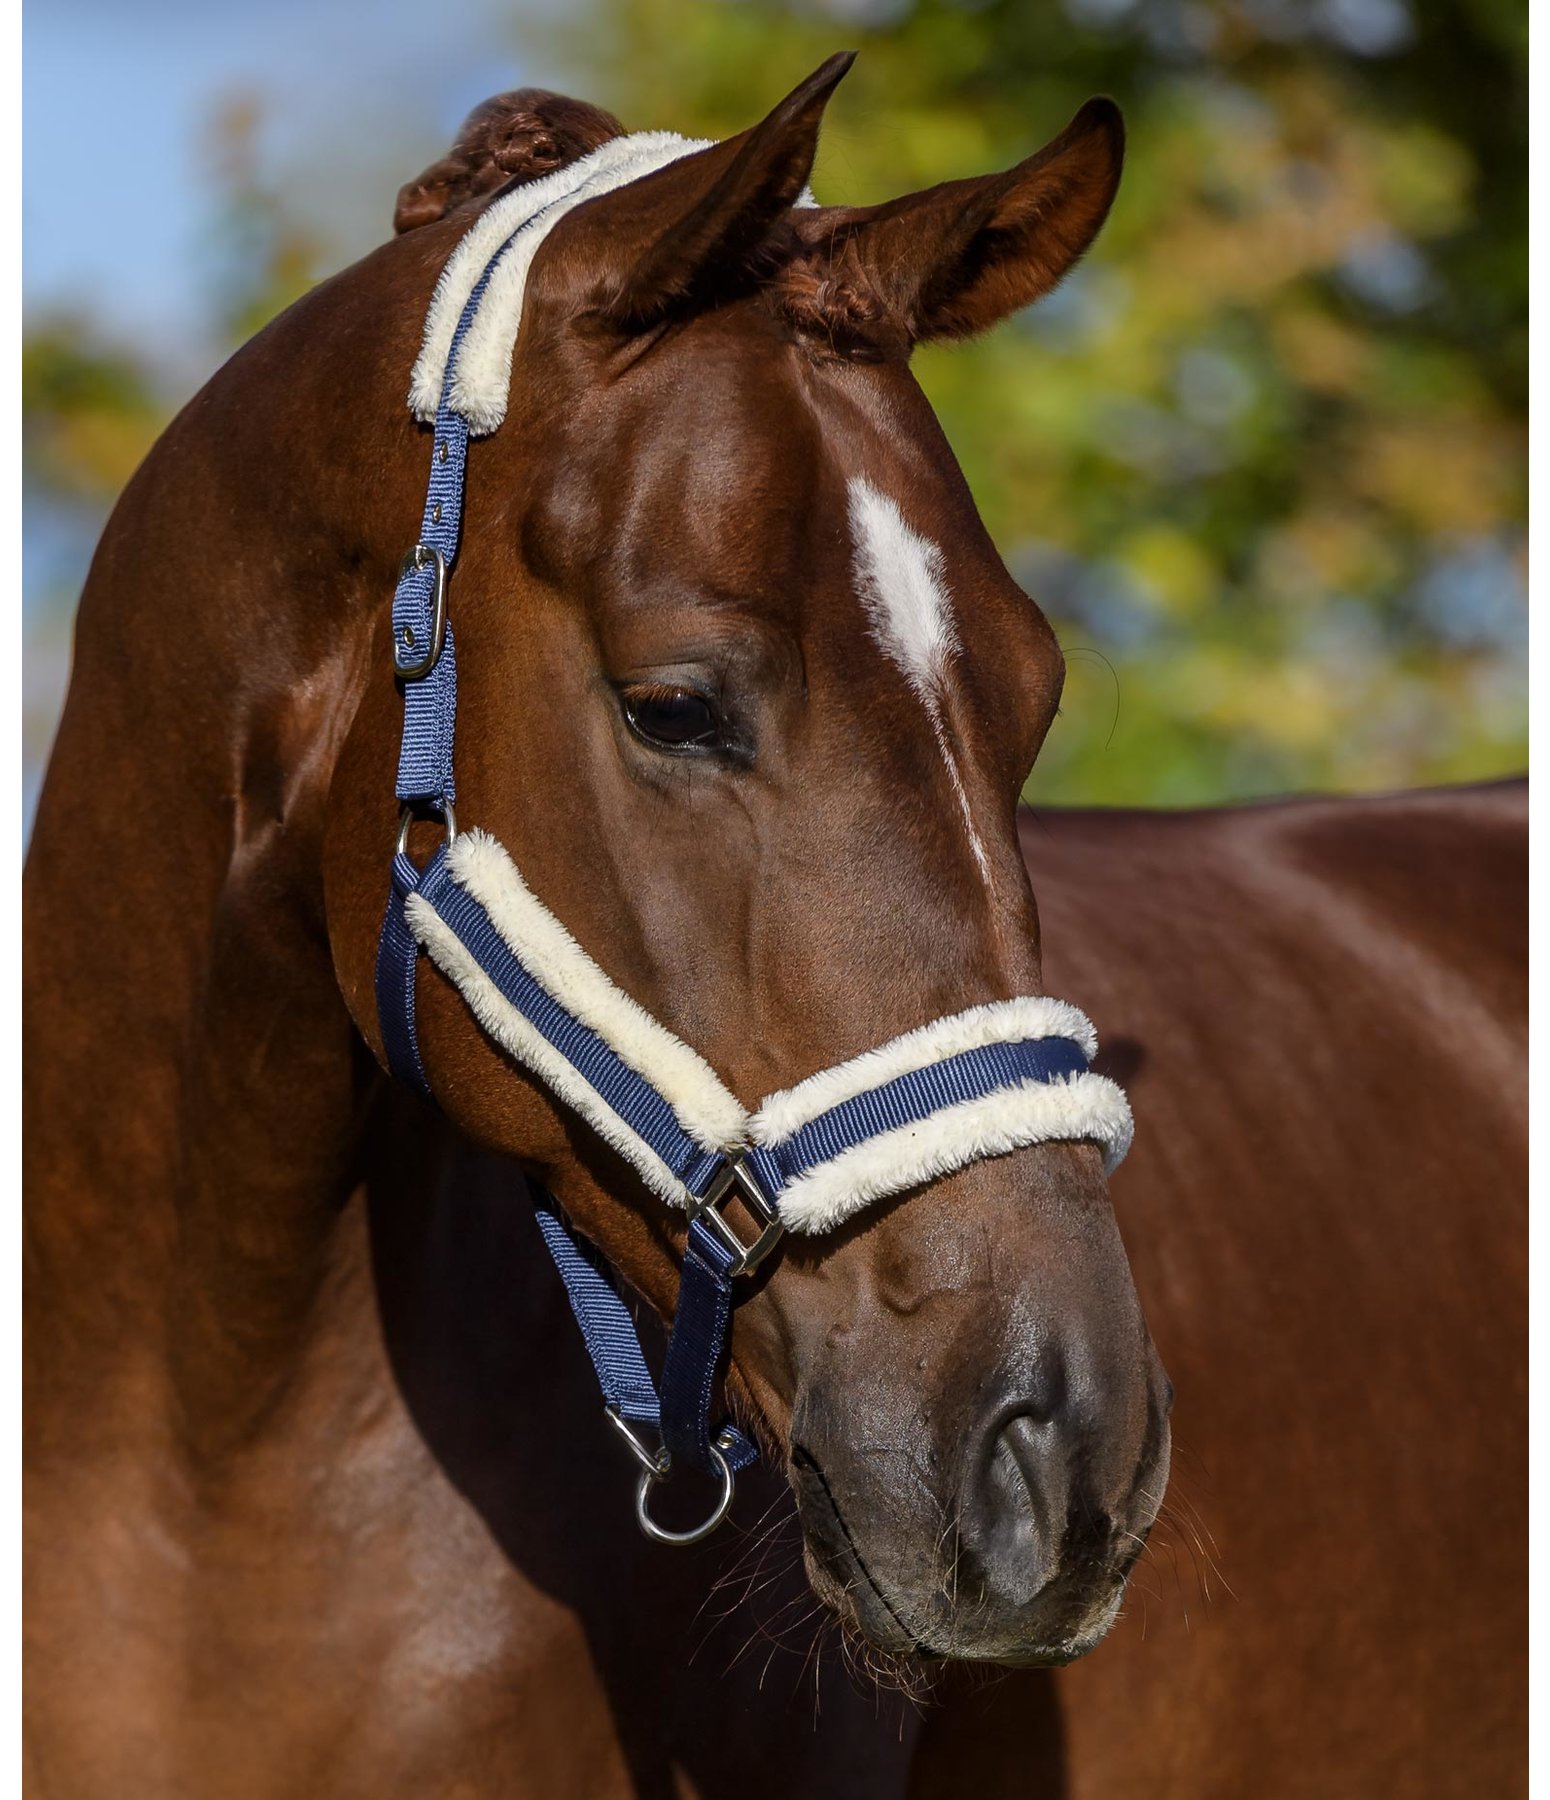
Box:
[202,93,327,347]
[23,97,325,514]
[22,323,166,505]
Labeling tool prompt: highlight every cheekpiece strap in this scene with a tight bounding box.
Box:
[375,206,755,1521]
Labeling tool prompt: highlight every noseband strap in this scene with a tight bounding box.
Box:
[373,138,1135,1544]
[404,834,1131,1211]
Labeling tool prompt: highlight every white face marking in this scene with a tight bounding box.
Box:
[847,477,992,882]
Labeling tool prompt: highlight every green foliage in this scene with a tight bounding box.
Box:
[200,93,327,348]
[22,321,165,502]
[23,97,326,513]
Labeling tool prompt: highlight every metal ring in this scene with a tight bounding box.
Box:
[634,1441,735,1547]
[396,800,458,859]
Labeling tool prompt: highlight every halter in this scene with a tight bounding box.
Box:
[374,134,1134,1545]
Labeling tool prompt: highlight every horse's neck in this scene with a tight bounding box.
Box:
[26,704,367,1461]
[23,284,421,1466]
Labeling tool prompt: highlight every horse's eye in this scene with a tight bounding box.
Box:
[620,684,721,751]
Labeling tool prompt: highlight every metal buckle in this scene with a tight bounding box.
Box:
[396,800,457,860]
[393,544,448,680]
[687,1155,785,1278]
[605,1407,737,1547]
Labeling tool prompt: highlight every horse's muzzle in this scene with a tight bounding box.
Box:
[792,1356,1171,1663]
[779,1156,1171,1666]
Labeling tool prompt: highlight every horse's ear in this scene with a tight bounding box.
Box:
[576,52,855,329]
[814,98,1124,344]
[394,90,624,235]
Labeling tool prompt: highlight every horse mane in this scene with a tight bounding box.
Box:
[393,90,625,235]
[765,232,900,360]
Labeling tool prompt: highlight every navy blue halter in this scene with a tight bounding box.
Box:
[374,257,1118,1544]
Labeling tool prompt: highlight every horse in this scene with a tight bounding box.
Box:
[23,54,1525,1797]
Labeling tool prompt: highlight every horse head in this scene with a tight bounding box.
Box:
[324,55,1170,1667]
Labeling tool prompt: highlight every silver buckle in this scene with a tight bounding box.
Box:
[687,1155,784,1278]
[393,544,448,679]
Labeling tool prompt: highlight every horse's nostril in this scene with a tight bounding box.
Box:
[962,1410,1070,1608]
[998,1353,1067,1432]
[989,1414,1052,1513]
[957,1340,1167,1624]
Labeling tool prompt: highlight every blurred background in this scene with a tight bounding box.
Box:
[23,0,1527,834]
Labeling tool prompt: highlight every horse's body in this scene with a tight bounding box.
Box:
[1007,785,1527,1798]
[24,60,1525,1799]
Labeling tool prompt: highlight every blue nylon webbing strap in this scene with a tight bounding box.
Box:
[379,244,533,1077]
[393,208,572,805]
[742,1036,1091,1196]
[531,1196,661,1424]
[661,1218,759,1473]
[375,246,751,1503]
[374,848,445,1096]
[391,261,499,806]
[531,1197,757,1476]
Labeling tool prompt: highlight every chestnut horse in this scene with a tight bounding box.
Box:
[24,57,1524,1798]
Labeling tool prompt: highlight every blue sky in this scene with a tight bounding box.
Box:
[25,0,544,356]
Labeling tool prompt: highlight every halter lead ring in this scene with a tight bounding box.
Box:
[373,139,1135,1545]
[637,1440,737,1547]
[606,1403,738,1546]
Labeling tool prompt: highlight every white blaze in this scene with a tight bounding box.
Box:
[847,478,992,881]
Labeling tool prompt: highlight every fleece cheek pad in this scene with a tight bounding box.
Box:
[408,829,1134,1232]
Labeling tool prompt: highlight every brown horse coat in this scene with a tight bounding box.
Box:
[23,59,1524,1800]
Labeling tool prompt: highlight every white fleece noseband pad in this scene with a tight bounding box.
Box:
[408,832,1133,1232]
[747,1001,1133,1233]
